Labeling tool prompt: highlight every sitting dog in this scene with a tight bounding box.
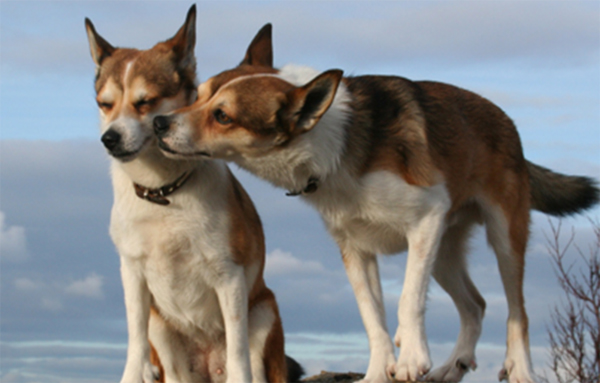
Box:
[153,24,599,383]
[85,8,300,383]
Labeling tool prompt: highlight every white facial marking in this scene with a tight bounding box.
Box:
[212,73,279,100]
[123,60,135,88]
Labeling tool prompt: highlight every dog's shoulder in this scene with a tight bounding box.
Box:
[338,74,440,187]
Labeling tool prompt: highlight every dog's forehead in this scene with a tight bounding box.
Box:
[227,76,292,98]
[211,72,294,109]
[95,47,180,97]
[127,50,181,93]
[210,76,293,128]
[94,49,139,94]
[97,77,119,101]
[207,66,279,96]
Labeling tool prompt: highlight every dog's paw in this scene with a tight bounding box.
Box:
[354,377,392,383]
[426,357,476,381]
[354,368,395,383]
[498,361,535,383]
[392,348,432,382]
[355,351,396,383]
[354,371,394,383]
[120,360,160,383]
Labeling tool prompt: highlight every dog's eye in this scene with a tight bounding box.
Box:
[97,101,113,111]
[214,109,233,125]
[134,98,157,111]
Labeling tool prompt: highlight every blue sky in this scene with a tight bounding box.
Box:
[1,1,599,382]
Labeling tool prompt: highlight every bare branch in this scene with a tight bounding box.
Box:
[545,219,600,383]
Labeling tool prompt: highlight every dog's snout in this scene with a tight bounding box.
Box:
[153,115,172,137]
[101,129,121,151]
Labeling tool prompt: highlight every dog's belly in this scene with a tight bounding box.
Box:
[316,170,450,256]
[112,211,228,339]
[329,216,409,255]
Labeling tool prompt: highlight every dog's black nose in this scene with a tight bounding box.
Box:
[153,115,171,136]
[101,129,121,151]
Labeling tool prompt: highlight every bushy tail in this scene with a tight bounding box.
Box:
[286,355,305,382]
[528,160,599,217]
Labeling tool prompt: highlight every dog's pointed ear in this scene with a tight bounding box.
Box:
[167,4,197,68]
[85,18,115,66]
[281,69,344,134]
[240,23,273,67]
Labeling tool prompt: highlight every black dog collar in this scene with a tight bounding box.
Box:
[286,176,320,197]
[133,170,194,205]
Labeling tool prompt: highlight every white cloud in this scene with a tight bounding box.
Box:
[0,340,126,383]
[41,298,63,312]
[64,273,104,299]
[0,211,28,262]
[14,278,40,291]
[2,1,598,80]
[265,248,325,277]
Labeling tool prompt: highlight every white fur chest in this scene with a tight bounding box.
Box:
[308,170,450,255]
[109,161,231,337]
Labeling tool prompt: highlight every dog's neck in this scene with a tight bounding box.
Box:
[235,64,352,195]
[114,144,198,189]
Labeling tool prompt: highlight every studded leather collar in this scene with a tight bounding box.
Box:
[286,176,320,197]
[133,170,195,206]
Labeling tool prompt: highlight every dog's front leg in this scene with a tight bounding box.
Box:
[393,209,447,381]
[342,248,395,383]
[216,263,252,383]
[120,257,157,383]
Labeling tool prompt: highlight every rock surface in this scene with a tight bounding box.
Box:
[301,371,435,383]
[302,371,365,383]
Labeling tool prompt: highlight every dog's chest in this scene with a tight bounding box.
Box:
[112,202,229,336]
[147,232,223,334]
[312,171,449,255]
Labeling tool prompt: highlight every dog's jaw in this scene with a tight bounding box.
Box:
[108,135,153,162]
[157,138,211,159]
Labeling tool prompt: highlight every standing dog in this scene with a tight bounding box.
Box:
[85,9,299,383]
[153,25,599,383]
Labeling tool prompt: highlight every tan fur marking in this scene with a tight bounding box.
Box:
[367,115,442,187]
[149,307,166,383]
[263,293,287,383]
[226,169,287,381]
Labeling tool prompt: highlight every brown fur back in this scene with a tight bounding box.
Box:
[343,76,529,213]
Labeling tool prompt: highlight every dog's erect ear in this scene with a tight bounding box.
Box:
[282,69,344,134]
[240,23,273,67]
[85,18,115,66]
[166,4,197,68]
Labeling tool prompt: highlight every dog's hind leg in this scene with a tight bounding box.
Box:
[482,196,535,383]
[247,289,287,383]
[215,264,253,383]
[426,215,485,382]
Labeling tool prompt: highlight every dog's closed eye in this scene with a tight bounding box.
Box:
[134,98,158,112]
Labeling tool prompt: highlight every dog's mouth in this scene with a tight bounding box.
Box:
[158,139,211,158]
[108,137,152,162]
[109,147,143,162]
